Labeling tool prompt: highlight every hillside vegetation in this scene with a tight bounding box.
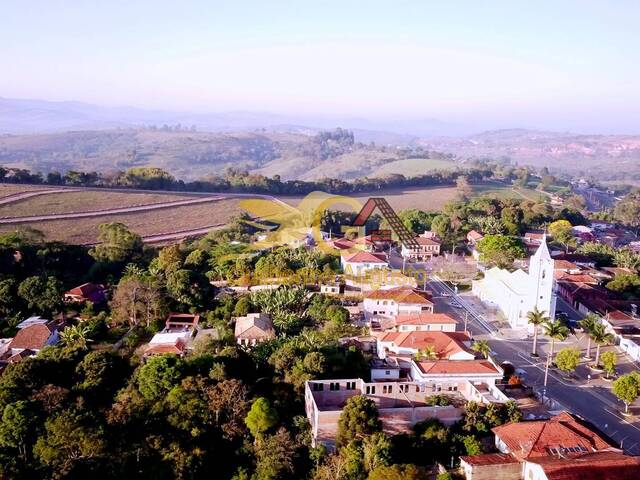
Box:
[0,128,457,181]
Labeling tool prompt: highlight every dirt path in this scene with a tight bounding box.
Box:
[0,196,227,224]
[0,188,80,206]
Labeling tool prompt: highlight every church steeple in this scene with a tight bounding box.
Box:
[531,233,551,263]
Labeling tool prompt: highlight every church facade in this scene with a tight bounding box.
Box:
[472,238,556,330]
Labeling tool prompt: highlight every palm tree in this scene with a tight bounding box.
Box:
[527,307,550,357]
[415,345,438,361]
[472,340,491,359]
[578,313,599,359]
[543,320,570,360]
[59,324,92,350]
[590,322,615,368]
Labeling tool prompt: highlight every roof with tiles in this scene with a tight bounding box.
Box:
[530,451,640,480]
[492,412,614,461]
[342,251,387,264]
[378,330,471,357]
[460,452,519,466]
[414,359,500,375]
[8,324,56,351]
[394,313,457,326]
[365,287,432,304]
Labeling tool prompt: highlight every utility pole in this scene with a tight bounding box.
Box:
[464,311,469,333]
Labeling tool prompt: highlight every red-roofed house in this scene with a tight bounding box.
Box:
[376,330,473,360]
[363,287,433,321]
[401,235,441,261]
[467,230,484,246]
[234,313,276,347]
[392,313,458,332]
[6,323,59,357]
[460,412,630,480]
[341,250,388,276]
[63,282,106,304]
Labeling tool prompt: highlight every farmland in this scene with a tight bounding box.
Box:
[0,186,194,218]
[0,198,243,244]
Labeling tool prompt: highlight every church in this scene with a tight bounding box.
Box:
[472,237,556,330]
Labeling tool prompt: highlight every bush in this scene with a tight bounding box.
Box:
[426,394,452,406]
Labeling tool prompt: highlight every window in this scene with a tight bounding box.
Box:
[329,382,340,391]
[385,370,390,375]
[383,301,388,305]
[399,385,409,393]
[346,381,356,390]
[366,385,376,395]
[312,383,324,391]
[383,385,392,394]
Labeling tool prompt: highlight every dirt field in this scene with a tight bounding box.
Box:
[0,189,195,217]
[0,184,54,198]
[0,198,243,244]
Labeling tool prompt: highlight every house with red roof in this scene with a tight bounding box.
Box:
[363,286,433,321]
[63,282,106,304]
[341,250,388,276]
[401,235,441,261]
[376,330,474,360]
[392,312,458,332]
[460,412,637,480]
[234,313,276,347]
[467,230,484,246]
[6,322,59,357]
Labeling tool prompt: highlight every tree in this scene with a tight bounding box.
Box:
[475,235,527,268]
[548,220,575,253]
[368,464,424,480]
[606,273,640,296]
[589,322,614,367]
[471,340,491,359]
[543,320,569,360]
[17,275,63,315]
[253,427,296,480]
[245,397,278,438]
[136,354,184,401]
[555,348,581,373]
[0,401,35,461]
[398,209,434,235]
[614,192,640,234]
[336,396,382,447]
[600,351,617,379]
[415,345,438,361]
[33,410,106,477]
[89,222,143,264]
[612,372,640,414]
[527,307,550,357]
[59,324,92,350]
[75,350,129,396]
[362,432,392,473]
[110,275,164,327]
[578,314,599,359]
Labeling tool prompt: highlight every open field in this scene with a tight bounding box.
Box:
[0,184,48,198]
[0,198,243,244]
[369,158,458,177]
[0,189,194,218]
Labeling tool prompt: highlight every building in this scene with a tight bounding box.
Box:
[145,332,191,356]
[472,240,556,330]
[376,330,474,360]
[164,313,200,332]
[410,359,505,398]
[363,287,434,321]
[6,322,59,357]
[460,411,633,480]
[401,235,441,261]
[63,282,106,304]
[341,251,388,276]
[234,313,276,347]
[391,313,458,332]
[467,230,484,246]
[320,282,342,295]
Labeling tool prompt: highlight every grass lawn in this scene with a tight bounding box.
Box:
[0,189,194,217]
[0,198,243,244]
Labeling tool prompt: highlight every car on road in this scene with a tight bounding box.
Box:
[449,301,463,308]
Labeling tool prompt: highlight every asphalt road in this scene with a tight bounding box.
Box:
[426,276,640,455]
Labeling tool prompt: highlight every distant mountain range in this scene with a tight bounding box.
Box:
[1,97,640,182]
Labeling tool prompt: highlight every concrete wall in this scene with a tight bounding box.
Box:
[461,461,523,480]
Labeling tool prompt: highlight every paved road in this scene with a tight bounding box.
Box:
[426,277,640,455]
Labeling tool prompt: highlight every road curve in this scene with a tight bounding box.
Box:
[0,188,81,206]
[0,196,227,224]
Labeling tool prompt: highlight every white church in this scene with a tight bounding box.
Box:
[472,237,556,330]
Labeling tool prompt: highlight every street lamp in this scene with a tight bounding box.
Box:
[542,353,551,404]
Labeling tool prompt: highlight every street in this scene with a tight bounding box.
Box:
[425,275,640,455]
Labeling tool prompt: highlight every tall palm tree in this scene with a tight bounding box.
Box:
[543,320,570,360]
[472,340,491,359]
[527,307,550,357]
[590,322,615,367]
[578,313,599,359]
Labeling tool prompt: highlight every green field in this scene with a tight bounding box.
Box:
[370,158,458,177]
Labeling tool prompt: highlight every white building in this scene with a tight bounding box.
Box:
[362,287,434,321]
[472,239,556,330]
[341,251,388,276]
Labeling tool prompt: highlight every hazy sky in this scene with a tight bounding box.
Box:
[2,1,640,132]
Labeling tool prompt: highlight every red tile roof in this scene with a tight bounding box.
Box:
[554,260,580,271]
[365,287,432,304]
[467,230,484,241]
[530,451,640,480]
[394,313,457,326]
[8,324,55,351]
[166,313,200,326]
[378,331,471,358]
[145,342,186,356]
[492,412,613,461]
[343,251,387,264]
[460,453,518,466]
[414,236,440,246]
[415,359,500,375]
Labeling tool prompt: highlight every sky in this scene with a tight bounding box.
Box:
[2,1,640,133]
